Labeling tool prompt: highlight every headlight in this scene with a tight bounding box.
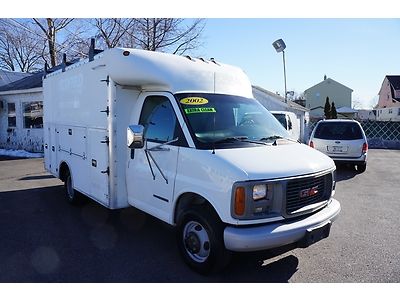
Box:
[253,184,267,200]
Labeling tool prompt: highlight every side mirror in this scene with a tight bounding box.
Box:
[127,125,144,149]
[288,119,293,130]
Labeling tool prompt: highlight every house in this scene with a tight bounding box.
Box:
[0,71,45,152]
[357,109,376,121]
[252,85,310,142]
[304,75,353,119]
[375,75,400,121]
[336,106,358,119]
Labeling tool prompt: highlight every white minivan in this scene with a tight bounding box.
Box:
[309,119,368,172]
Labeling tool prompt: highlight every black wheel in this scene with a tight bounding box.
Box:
[64,169,82,205]
[176,205,231,274]
[357,162,367,173]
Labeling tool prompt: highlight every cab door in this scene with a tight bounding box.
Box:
[126,93,186,223]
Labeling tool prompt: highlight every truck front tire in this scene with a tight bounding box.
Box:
[176,205,231,274]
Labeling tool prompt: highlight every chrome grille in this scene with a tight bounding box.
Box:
[286,173,332,214]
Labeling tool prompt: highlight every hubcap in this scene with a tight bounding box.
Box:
[183,221,210,263]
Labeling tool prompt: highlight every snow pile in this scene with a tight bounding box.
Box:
[0,149,43,158]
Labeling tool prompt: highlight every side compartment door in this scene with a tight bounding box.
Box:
[126,94,185,223]
[87,128,110,206]
[48,125,58,175]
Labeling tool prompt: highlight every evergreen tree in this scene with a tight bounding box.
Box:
[324,97,331,119]
[331,102,338,119]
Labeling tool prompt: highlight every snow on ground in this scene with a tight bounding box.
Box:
[0,149,43,158]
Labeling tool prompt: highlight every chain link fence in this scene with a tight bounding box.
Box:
[306,119,400,149]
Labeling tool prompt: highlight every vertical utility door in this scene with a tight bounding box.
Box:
[47,125,58,175]
[88,128,110,207]
[126,93,184,223]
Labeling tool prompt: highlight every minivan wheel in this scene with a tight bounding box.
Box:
[357,162,367,173]
[64,169,82,205]
[176,205,231,274]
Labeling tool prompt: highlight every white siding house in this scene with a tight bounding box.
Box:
[0,72,44,152]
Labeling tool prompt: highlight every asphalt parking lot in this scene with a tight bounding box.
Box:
[0,149,399,282]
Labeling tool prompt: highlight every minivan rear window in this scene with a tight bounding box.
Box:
[314,122,363,140]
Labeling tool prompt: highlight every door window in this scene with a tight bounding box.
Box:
[139,96,179,143]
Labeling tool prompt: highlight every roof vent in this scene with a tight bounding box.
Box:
[184,55,194,61]
[210,58,219,65]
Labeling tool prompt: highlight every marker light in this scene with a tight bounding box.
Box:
[234,187,246,216]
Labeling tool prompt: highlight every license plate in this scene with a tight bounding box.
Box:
[328,146,347,153]
[299,222,331,248]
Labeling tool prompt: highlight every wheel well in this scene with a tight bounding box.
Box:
[59,162,70,182]
[174,193,218,224]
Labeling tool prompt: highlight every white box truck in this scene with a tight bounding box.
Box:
[270,111,301,141]
[43,46,340,274]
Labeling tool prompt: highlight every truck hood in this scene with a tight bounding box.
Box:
[214,142,335,180]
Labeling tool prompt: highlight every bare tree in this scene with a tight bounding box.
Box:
[94,18,205,55]
[32,18,77,67]
[93,18,136,48]
[0,19,43,72]
[132,18,205,54]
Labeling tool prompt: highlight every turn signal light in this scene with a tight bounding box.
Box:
[234,187,246,216]
[362,143,368,154]
[309,141,314,148]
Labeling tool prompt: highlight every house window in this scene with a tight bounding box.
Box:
[7,102,16,128]
[23,101,43,128]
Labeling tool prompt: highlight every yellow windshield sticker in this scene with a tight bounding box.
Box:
[180,97,209,105]
[184,107,216,114]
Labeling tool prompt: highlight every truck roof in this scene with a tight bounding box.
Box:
[46,48,253,98]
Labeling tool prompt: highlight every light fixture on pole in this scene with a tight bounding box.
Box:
[272,39,288,103]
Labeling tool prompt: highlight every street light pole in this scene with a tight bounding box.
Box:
[272,39,288,103]
[282,50,287,103]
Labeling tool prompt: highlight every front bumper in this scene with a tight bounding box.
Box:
[224,198,341,252]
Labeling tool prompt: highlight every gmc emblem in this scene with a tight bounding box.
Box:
[299,186,319,198]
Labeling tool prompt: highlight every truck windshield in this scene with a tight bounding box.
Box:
[175,93,290,149]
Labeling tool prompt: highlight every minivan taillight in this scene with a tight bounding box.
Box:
[309,141,314,148]
[362,142,368,154]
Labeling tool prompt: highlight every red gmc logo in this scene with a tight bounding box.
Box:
[299,186,319,198]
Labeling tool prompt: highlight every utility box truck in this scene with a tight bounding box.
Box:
[43,46,340,274]
[270,111,301,141]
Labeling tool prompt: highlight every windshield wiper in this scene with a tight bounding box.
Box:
[214,136,267,145]
[260,135,298,143]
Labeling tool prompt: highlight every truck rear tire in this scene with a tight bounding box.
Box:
[64,169,83,205]
[176,205,231,274]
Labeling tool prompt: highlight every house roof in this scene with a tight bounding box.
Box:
[336,106,357,113]
[0,71,44,92]
[386,75,400,102]
[304,77,353,93]
[0,62,70,92]
[252,85,309,112]
[0,70,30,87]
